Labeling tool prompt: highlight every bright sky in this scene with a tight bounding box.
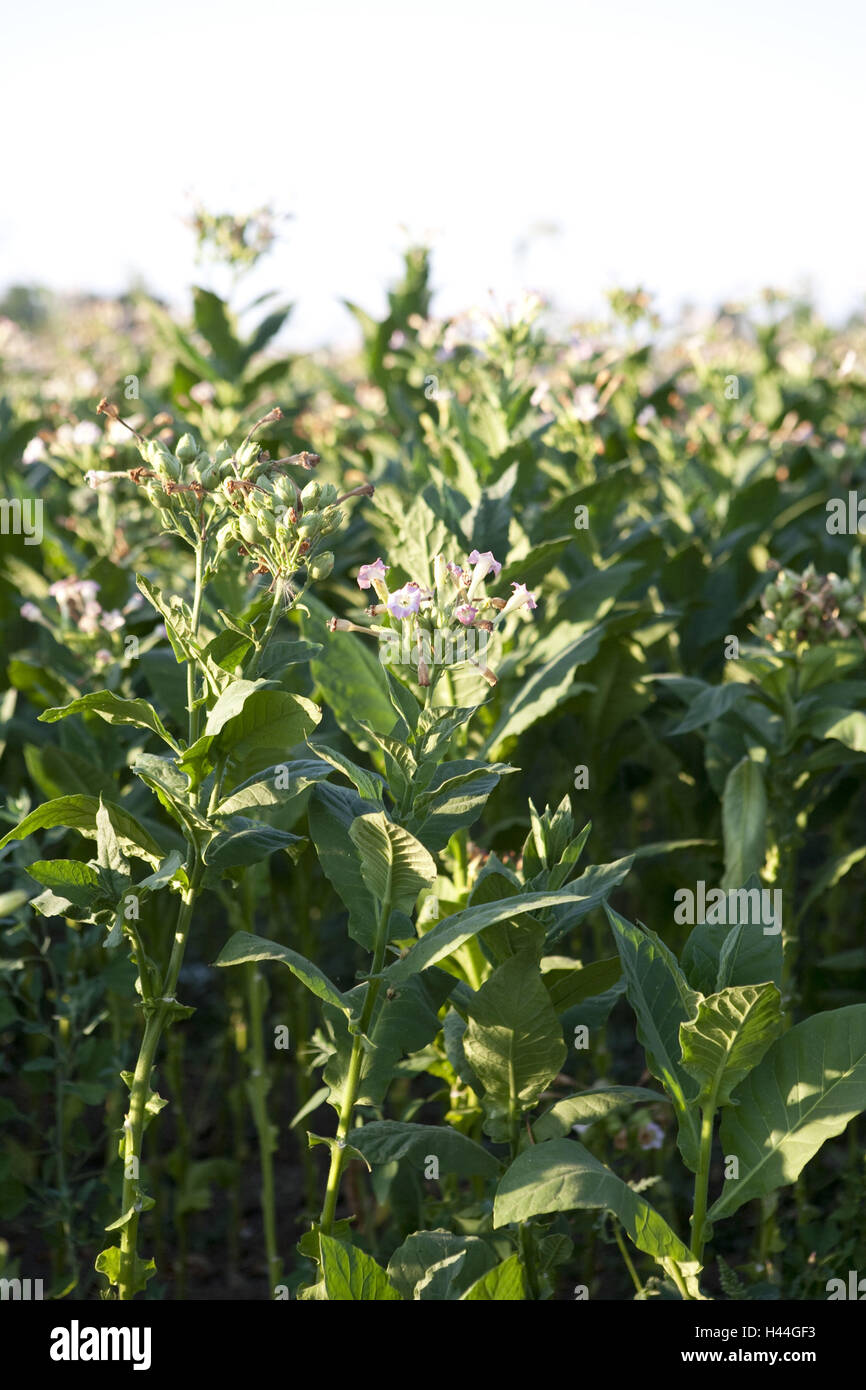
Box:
[2,0,864,346]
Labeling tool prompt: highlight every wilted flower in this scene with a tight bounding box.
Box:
[84,470,116,488]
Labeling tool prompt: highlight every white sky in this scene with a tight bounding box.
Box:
[1,0,864,347]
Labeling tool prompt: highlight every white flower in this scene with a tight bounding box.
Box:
[573,384,601,423]
[20,602,42,623]
[22,437,46,464]
[190,381,216,404]
[100,610,125,632]
[637,405,656,426]
[72,421,101,448]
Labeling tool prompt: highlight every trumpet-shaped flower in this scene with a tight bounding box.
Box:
[387,583,423,619]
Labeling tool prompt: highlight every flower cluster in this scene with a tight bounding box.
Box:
[755,562,863,651]
[330,547,537,688]
[20,580,145,669]
[91,402,369,587]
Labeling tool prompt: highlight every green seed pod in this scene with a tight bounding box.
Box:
[300,480,322,509]
[318,506,344,535]
[273,476,296,506]
[308,551,334,580]
[176,433,199,464]
[236,439,260,469]
[214,520,237,554]
[198,460,219,489]
[214,441,233,465]
[318,482,338,507]
[256,509,277,539]
[239,514,259,546]
[146,438,181,480]
[298,513,322,539]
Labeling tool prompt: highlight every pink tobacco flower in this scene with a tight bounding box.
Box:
[387,583,423,619]
[455,603,477,626]
[500,582,538,617]
[357,558,389,590]
[467,549,502,600]
[637,1122,665,1151]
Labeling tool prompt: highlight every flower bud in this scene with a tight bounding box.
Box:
[176,433,199,463]
[256,509,277,539]
[214,441,233,465]
[239,514,259,546]
[300,480,322,509]
[298,514,322,539]
[146,438,180,480]
[308,551,334,580]
[318,483,338,507]
[215,520,237,554]
[318,506,344,535]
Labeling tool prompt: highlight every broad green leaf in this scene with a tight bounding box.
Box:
[533,1087,670,1142]
[382,888,606,986]
[679,984,783,1108]
[807,707,866,753]
[606,907,701,1170]
[708,1004,866,1221]
[307,741,385,804]
[670,683,750,736]
[348,1120,501,1178]
[721,757,767,892]
[203,820,302,871]
[387,1231,496,1301]
[319,1235,402,1301]
[348,811,436,913]
[214,758,331,815]
[308,784,379,950]
[213,930,354,1020]
[539,954,622,1013]
[463,948,566,1140]
[40,691,180,751]
[461,1253,525,1300]
[493,1138,701,1294]
[482,628,605,756]
[24,859,100,908]
[0,796,164,866]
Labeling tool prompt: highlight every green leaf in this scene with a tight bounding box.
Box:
[539,954,622,1013]
[349,811,436,914]
[214,758,331,815]
[482,628,605,756]
[708,1004,866,1222]
[463,948,566,1140]
[606,906,701,1170]
[308,784,379,950]
[382,887,614,987]
[25,859,101,908]
[307,742,385,804]
[387,1230,495,1301]
[533,1087,671,1142]
[721,757,767,892]
[679,984,783,1108]
[0,796,164,866]
[40,691,180,751]
[318,1235,402,1301]
[670,683,750,736]
[94,1245,156,1295]
[806,707,866,753]
[348,1120,501,1178]
[493,1137,701,1294]
[213,931,355,1020]
[461,1253,525,1300]
[203,820,302,871]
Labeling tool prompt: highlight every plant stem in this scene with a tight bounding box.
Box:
[319,889,392,1236]
[187,539,207,746]
[690,1103,715,1262]
[613,1221,643,1296]
[117,866,201,1300]
[246,581,285,679]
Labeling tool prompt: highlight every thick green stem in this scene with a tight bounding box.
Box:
[690,1104,715,1262]
[246,582,285,680]
[319,890,392,1236]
